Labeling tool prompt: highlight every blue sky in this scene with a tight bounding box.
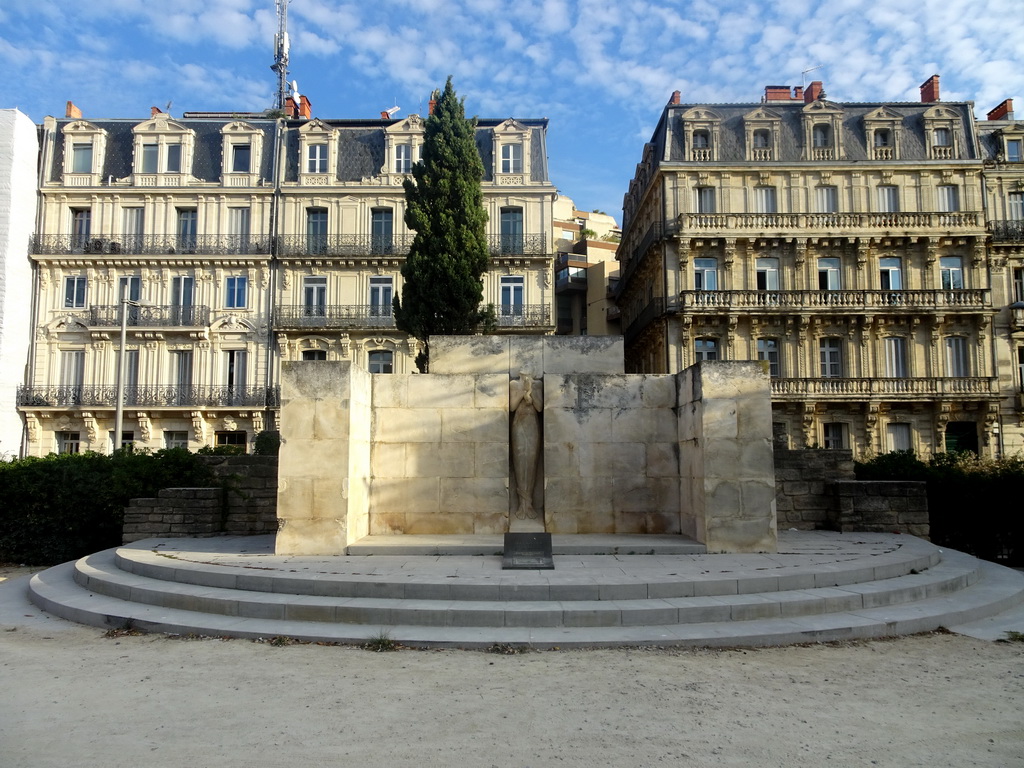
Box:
[2,0,1022,220]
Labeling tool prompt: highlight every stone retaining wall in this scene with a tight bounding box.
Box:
[829,481,929,537]
[774,449,855,528]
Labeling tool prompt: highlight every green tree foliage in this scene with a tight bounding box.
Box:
[394,77,489,372]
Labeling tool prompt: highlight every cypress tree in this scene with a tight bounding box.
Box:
[394,77,490,372]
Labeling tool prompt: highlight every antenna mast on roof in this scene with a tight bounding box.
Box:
[271,0,291,111]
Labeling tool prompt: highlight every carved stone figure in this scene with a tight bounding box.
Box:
[509,371,543,519]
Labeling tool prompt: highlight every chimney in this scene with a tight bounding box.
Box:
[669,90,681,105]
[804,81,823,103]
[793,86,804,101]
[428,99,437,116]
[284,96,297,118]
[298,94,312,120]
[987,98,1014,121]
[65,101,82,119]
[920,74,940,103]
[763,85,793,102]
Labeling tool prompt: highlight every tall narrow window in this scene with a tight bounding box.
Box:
[945,337,969,377]
[500,143,523,174]
[937,185,960,212]
[307,144,328,173]
[303,276,327,317]
[1014,267,1024,303]
[812,125,831,147]
[818,258,841,290]
[940,256,964,289]
[171,276,195,325]
[368,350,394,374]
[877,186,900,213]
[395,143,412,173]
[177,209,197,251]
[819,338,842,378]
[61,350,85,403]
[64,276,87,308]
[499,207,524,254]
[140,143,158,173]
[71,143,93,174]
[226,350,248,402]
[695,338,718,361]
[165,431,189,450]
[307,208,328,254]
[119,275,141,324]
[754,186,777,213]
[816,186,838,213]
[1007,139,1023,163]
[880,257,903,290]
[225,276,247,309]
[887,423,912,452]
[369,276,393,320]
[122,207,144,252]
[692,131,709,148]
[371,208,393,254]
[500,276,525,316]
[884,337,908,378]
[934,128,951,147]
[1018,347,1024,392]
[694,258,718,290]
[753,130,770,147]
[119,348,139,405]
[71,209,91,249]
[695,187,716,214]
[173,350,193,406]
[165,144,182,173]
[1009,192,1024,221]
[874,129,892,147]
[757,338,780,378]
[229,207,251,254]
[756,258,780,290]
[231,144,251,173]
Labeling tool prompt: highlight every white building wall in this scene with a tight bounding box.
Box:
[0,109,37,457]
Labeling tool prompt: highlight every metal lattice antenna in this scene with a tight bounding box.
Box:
[271,0,291,111]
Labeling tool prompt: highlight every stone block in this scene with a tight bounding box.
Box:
[370,476,440,514]
[403,512,476,535]
[611,407,677,443]
[646,443,679,478]
[408,375,476,408]
[543,439,579,477]
[369,512,406,535]
[372,374,408,408]
[441,408,507,443]
[440,477,508,514]
[370,442,406,478]
[509,337,545,377]
[374,408,442,444]
[430,336,509,374]
[476,441,510,478]
[701,399,739,439]
[276,517,346,555]
[541,336,624,374]
[640,375,677,409]
[405,442,476,478]
[544,404,612,439]
[613,477,680,513]
[579,441,645,478]
[474,374,510,409]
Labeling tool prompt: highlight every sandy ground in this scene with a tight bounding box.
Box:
[2,565,1023,768]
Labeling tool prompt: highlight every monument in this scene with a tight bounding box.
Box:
[275,336,777,555]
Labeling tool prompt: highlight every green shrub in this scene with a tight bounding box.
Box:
[0,449,214,566]
[253,430,281,456]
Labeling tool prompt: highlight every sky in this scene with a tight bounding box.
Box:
[1,0,1022,221]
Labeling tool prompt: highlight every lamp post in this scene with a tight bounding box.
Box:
[113,284,140,452]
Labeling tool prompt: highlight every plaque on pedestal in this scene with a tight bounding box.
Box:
[502,532,554,570]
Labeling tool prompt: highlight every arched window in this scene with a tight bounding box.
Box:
[692,130,710,148]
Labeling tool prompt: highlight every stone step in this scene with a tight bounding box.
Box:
[72,547,977,629]
[346,534,707,556]
[27,554,1024,648]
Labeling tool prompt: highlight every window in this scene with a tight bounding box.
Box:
[694,258,718,290]
[884,337,908,378]
[57,431,81,455]
[695,187,716,214]
[754,186,777,214]
[225,350,248,401]
[231,144,251,173]
[753,130,770,148]
[880,257,903,290]
[307,208,328,254]
[818,258,841,290]
[819,338,842,378]
[887,423,912,452]
[164,431,189,450]
[499,207,524,254]
[173,350,193,405]
[500,276,524,315]
[304,276,327,316]
[695,338,718,361]
[61,350,85,401]
[934,128,951,147]
[1009,192,1024,221]
[945,337,969,377]
[109,431,134,452]
[71,143,93,174]
[937,185,960,212]
[756,258,780,290]
[1014,267,1024,303]
[215,431,247,453]
[757,338,780,378]
[302,350,327,361]
[812,125,832,148]
[395,143,412,174]
[118,276,141,323]
[229,207,251,253]
[140,143,158,173]
[500,143,522,174]
[65,276,87,308]
[1007,139,1023,163]
[165,144,182,173]
[177,209,197,251]
[369,276,393,319]
[225,276,247,309]
[940,256,964,289]
[877,186,900,213]
[118,348,139,405]
[122,207,143,252]
[1019,347,1024,392]
[371,208,393,254]
[171,276,194,324]
[816,186,838,213]
[822,423,846,450]
[692,131,709,148]
[307,143,328,173]
[71,209,91,249]
[874,129,892,147]
[368,350,394,374]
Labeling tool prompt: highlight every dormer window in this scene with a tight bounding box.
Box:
[71,143,93,174]
[923,107,961,160]
[501,143,522,174]
[220,121,264,186]
[131,114,195,183]
[812,125,832,148]
[383,114,426,179]
[1006,138,1022,163]
[232,144,252,173]
[141,144,158,173]
[934,128,951,147]
[61,120,107,184]
[801,101,844,161]
[693,131,710,148]
[874,130,891,147]
[864,107,902,161]
[297,119,338,184]
[743,107,780,162]
[396,143,413,174]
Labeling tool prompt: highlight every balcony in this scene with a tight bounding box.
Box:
[770,377,997,400]
[989,220,1024,243]
[678,289,990,314]
[555,254,589,294]
[278,234,415,258]
[17,385,280,408]
[276,305,396,330]
[487,234,548,257]
[494,304,552,328]
[32,235,271,256]
[74,305,211,328]
[679,211,984,238]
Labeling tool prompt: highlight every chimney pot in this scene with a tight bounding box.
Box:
[804,81,823,104]
[920,74,940,102]
[65,101,82,119]
[428,99,437,116]
[669,90,681,105]
[987,98,1014,121]
[298,94,311,120]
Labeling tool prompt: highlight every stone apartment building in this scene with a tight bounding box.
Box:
[616,76,1024,457]
[18,98,557,456]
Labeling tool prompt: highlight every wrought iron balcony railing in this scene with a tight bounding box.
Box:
[487,234,548,256]
[989,220,1024,242]
[17,385,280,408]
[275,305,396,329]
[770,377,997,398]
[32,234,272,256]
[277,234,416,257]
[678,289,990,312]
[71,305,211,328]
[494,304,552,327]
